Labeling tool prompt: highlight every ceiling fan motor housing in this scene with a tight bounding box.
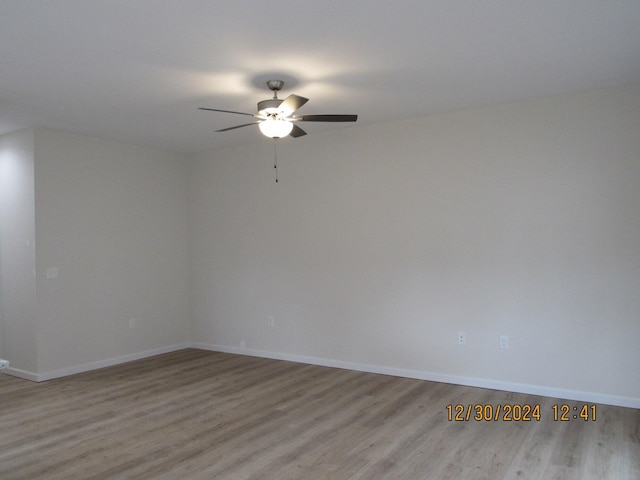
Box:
[258,98,284,116]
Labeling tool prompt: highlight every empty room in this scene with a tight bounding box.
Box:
[0,1,639,479]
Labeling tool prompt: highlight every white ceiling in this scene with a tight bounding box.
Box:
[1,0,639,154]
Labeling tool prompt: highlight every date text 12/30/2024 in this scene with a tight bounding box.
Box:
[446,404,597,422]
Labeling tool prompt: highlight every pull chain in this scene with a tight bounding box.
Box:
[273,139,278,183]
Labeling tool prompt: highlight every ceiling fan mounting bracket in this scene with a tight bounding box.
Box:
[266,79,285,93]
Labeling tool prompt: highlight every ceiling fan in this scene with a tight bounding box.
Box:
[199,79,358,139]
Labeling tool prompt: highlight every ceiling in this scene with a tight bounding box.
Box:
[1,1,639,155]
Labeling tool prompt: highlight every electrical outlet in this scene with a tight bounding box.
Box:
[129,318,137,329]
[500,335,509,349]
[458,332,466,345]
[267,315,275,327]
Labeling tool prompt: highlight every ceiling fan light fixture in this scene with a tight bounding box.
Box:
[259,117,293,138]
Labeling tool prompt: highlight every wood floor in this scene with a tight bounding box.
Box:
[0,349,638,479]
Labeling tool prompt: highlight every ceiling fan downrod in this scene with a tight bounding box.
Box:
[258,79,286,115]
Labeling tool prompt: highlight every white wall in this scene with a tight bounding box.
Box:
[32,128,190,374]
[0,128,190,377]
[0,129,37,371]
[189,84,640,406]
[2,86,638,406]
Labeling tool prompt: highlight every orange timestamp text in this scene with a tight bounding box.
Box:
[446,403,597,422]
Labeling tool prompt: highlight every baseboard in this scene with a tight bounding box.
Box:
[191,343,640,409]
[2,343,191,382]
[3,366,40,382]
[5,341,638,409]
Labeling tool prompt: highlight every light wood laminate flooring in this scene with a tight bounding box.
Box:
[1,349,638,479]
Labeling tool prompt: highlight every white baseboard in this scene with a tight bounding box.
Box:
[2,343,191,382]
[191,342,640,409]
[4,341,637,409]
[3,366,39,382]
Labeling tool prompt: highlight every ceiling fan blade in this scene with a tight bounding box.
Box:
[297,114,358,122]
[278,94,309,116]
[290,124,307,138]
[199,107,258,118]
[215,122,260,132]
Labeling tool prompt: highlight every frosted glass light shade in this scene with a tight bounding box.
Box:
[259,118,293,138]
